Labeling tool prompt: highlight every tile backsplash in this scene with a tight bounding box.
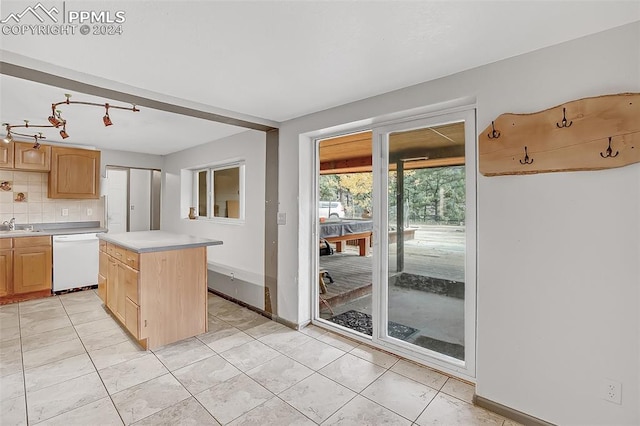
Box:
[0,170,104,225]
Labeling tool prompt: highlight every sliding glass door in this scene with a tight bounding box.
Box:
[314,108,476,378]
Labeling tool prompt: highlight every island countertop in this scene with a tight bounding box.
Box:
[98,230,223,253]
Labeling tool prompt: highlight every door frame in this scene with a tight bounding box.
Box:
[310,103,478,381]
[372,107,477,379]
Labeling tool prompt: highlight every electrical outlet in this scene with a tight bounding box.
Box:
[87,208,93,216]
[602,379,622,404]
[230,272,235,281]
[61,208,69,217]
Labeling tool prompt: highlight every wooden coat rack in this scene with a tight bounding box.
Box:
[479,93,640,176]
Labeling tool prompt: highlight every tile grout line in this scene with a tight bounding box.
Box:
[17,300,30,426]
[10,293,486,425]
[60,291,127,426]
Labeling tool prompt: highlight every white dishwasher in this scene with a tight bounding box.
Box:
[53,233,100,292]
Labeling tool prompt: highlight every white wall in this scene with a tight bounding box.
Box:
[277,22,640,425]
[161,130,266,302]
[101,148,164,177]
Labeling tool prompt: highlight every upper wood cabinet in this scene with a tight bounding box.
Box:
[0,142,14,169]
[14,142,51,171]
[49,146,101,199]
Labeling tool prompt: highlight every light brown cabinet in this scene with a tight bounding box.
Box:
[0,141,50,171]
[101,242,141,340]
[0,248,13,297]
[97,249,108,302]
[0,142,14,169]
[99,239,207,350]
[14,142,51,171]
[49,146,101,199]
[0,236,52,300]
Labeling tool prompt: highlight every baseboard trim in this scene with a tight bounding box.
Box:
[207,288,299,330]
[473,395,555,426]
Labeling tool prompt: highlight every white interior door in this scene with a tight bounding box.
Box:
[106,168,128,233]
[129,169,151,232]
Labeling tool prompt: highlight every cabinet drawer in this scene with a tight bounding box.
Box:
[125,297,139,338]
[123,249,139,270]
[106,243,117,257]
[14,236,51,248]
[112,245,127,263]
[122,264,139,304]
[0,239,12,249]
[99,240,107,252]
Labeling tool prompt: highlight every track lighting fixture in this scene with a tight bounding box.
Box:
[51,94,138,129]
[1,93,139,144]
[2,121,56,148]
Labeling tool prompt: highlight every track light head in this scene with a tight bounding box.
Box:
[48,115,61,127]
[103,104,112,126]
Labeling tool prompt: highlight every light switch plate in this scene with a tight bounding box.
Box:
[277,212,286,225]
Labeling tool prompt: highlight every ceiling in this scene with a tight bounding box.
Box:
[1,1,638,155]
[319,122,465,174]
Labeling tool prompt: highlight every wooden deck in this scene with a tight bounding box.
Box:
[319,250,372,307]
[319,225,465,309]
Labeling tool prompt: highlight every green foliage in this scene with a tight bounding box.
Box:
[402,166,465,223]
[320,166,465,223]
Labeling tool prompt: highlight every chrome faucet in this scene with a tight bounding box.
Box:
[2,218,16,231]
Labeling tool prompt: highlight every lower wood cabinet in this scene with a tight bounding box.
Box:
[13,246,52,294]
[100,242,142,341]
[99,240,207,350]
[0,236,52,300]
[125,297,140,337]
[97,250,108,302]
[0,249,13,297]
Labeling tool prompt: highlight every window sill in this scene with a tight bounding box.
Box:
[183,217,245,226]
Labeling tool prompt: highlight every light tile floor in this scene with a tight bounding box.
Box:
[1,290,518,425]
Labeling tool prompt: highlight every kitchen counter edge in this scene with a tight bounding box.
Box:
[0,227,108,239]
[98,231,223,253]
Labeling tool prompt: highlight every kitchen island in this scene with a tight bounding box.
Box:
[98,231,222,350]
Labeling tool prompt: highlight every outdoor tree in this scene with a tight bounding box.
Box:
[404,166,465,223]
[320,166,465,223]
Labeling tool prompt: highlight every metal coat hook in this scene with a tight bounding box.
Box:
[556,107,572,128]
[519,146,534,165]
[487,121,500,139]
[600,137,619,158]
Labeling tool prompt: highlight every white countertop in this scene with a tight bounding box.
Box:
[98,230,223,253]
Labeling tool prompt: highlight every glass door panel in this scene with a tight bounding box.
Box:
[376,110,476,374]
[317,132,373,338]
